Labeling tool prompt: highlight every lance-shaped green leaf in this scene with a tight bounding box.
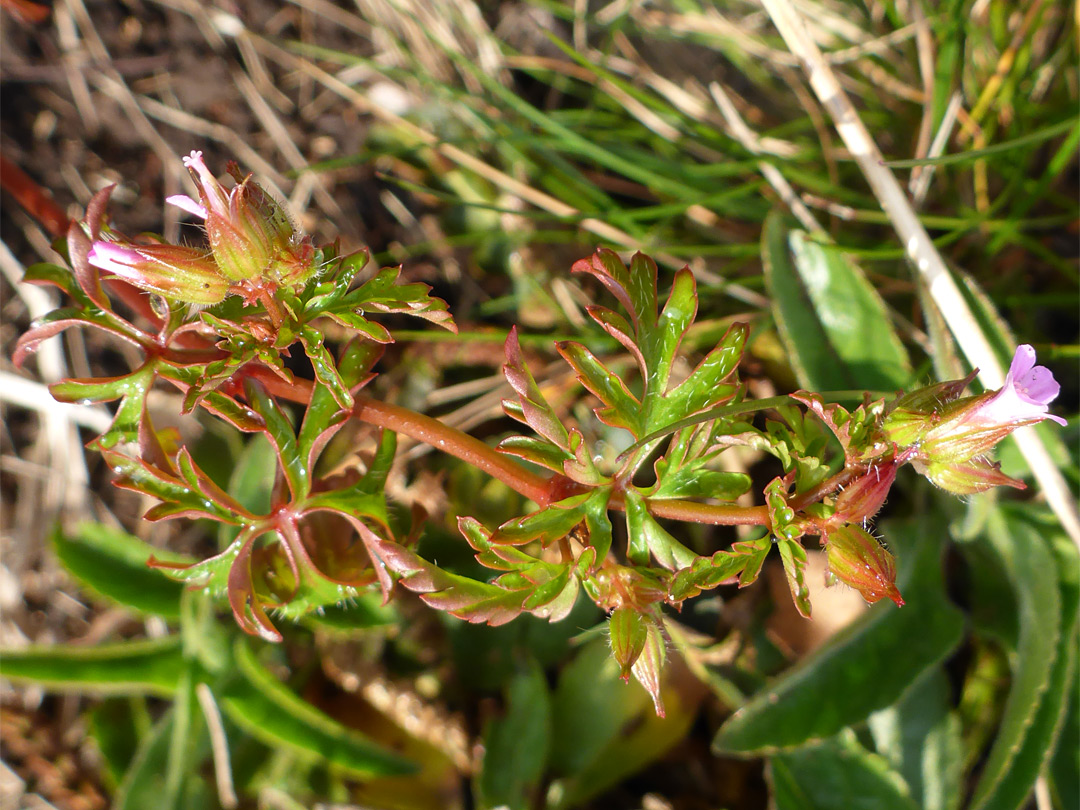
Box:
[556,340,642,436]
[219,638,415,776]
[22,261,94,306]
[52,522,189,619]
[969,506,1079,810]
[624,489,697,570]
[713,519,964,755]
[670,534,772,601]
[651,421,751,501]
[243,377,307,500]
[0,636,185,696]
[475,657,552,810]
[762,211,911,392]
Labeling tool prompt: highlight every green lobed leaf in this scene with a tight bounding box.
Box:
[670,534,772,601]
[658,321,747,426]
[52,522,189,618]
[769,731,920,810]
[243,378,308,500]
[713,519,964,754]
[475,657,552,810]
[777,536,812,619]
[556,340,643,436]
[969,506,1079,810]
[624,489,697,570]
[218,638,415,777]
[298,324,352,408]
[762,211,911,393]
[0,636,185,697]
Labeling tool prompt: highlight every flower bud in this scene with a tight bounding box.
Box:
[630,618,667,718]
[87,241,228,304]
[912,457,1025,495]
[833,459,898,524]
[825,524,903,607]
[609,607,648,679]
[169,151,315,287]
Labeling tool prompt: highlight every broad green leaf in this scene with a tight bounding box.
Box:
[769,731,920,810]
[969,506,1079,810]
[548,638,697,808]
[762,211,910,392]
[219,639,415,777]
[0,636,184,696]
[868,667,963,810]
[475,658,551,810]
[713,519,964,754]
[1050,682,1078,810]
[52,522,189,618]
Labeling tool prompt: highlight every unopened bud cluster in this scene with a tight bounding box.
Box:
[87,151,316,305]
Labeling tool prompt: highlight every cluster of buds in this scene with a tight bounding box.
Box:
[87,151,316,309]
[885,345,1066,494]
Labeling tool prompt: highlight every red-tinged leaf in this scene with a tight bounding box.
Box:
[68,194,111,310]
[556,341,642,436]
[631,618,667,717]
[326,310,393,343]
[175,447,252,518]
[497,436,573,474]
[650,266,696,398]
[790,391,890,465]
[243,378,307,500]
[582,489,614,565]
[298,325,352,408]
[585,306,645,377]
[22,262,91,305]
[102,446,246,525]
[490,492,592,546]
[227,530,285,642]
[563,429,606,486]
[669,535,773,601]
[13,308,144,368]
[330,265,456,332]
[572,250,643,326]
[777,536,812,618]
[502,327,571,449]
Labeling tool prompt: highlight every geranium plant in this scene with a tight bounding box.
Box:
[13,151,1066,721]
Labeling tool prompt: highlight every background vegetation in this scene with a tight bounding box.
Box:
[1,0,1076,808]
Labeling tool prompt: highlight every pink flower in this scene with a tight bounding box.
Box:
[966,344,1066,427]
[87,240,227,305]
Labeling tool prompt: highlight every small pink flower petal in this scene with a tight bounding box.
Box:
[87,241,139,276]
[972,344,1067,427]
[166,194,208,219]
[181,150,229,217]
